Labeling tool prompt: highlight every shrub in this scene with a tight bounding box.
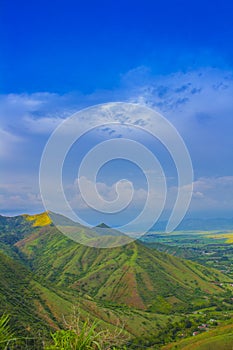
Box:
[46,307,128,350]
[45,321,102,350]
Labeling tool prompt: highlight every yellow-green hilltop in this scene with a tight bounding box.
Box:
[23,212,52,227]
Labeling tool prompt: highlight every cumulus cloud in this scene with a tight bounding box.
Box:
[124,67,233,177]
[68,176,148,212]
[1,67,233,139]
[60,174,233,225]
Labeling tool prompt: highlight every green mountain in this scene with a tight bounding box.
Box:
[0,213,169,337]
[11,213,232,310]
[1,212,233,342]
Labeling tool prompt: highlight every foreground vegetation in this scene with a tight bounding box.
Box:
[1,312,233,350]
[0,313,128,350]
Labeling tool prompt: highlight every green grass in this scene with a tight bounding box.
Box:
[45,322,103,350]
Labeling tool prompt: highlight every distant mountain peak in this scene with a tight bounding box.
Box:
[95,222,111,229]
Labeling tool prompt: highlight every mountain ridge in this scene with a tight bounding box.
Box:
[10,214,232,310]
[1,212,233,341]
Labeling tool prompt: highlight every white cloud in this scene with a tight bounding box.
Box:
[23,116,65,134]
[177,176,233,214]
[61,174,233,224]
[1,67,233,217]
[1,174,233,219]
[1,67,233,140]
[0,179,43,214]
[0,128,23,159]
[69,176,148,212]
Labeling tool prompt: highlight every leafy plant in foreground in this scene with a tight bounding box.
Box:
[0,314,15,349]
[45,307,128,350]
[46,321,102,350]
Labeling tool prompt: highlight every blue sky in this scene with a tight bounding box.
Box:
[1,0,233,93]
[1,0,233,225]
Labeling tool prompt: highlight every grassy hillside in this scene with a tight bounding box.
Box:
[0,214,35,245]
[0,250,60,336]
[13,214,232,313]
[0,214,172,337]
[162,321,233,350]
[0,248,164,339]
[1,212,233,345]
